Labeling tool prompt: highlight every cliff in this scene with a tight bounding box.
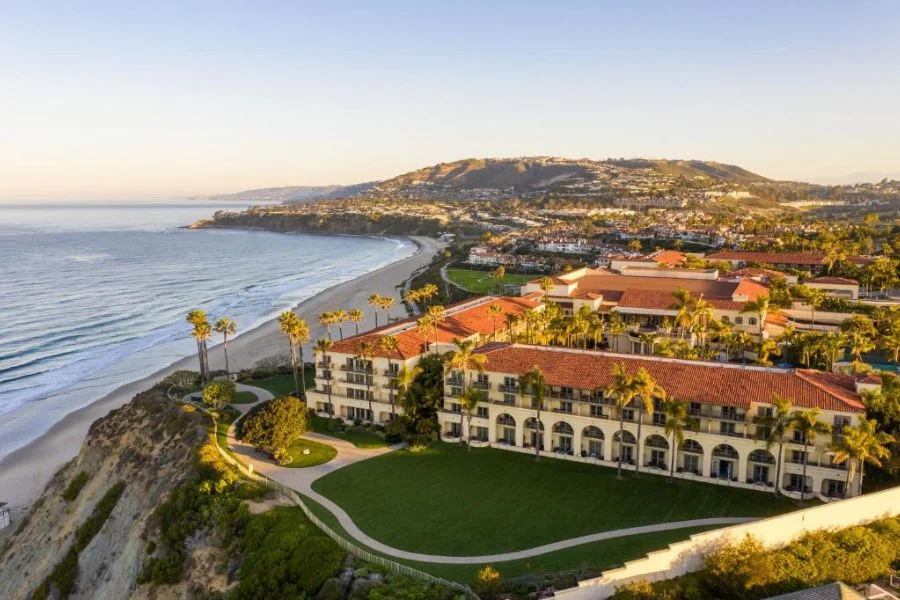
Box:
[0,384,208,600]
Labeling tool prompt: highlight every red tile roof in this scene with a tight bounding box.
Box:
[473,344,865,413]
[328,296,541,359]
[649,250,687,266]
[807,276,859,285]
[725,267,788,279]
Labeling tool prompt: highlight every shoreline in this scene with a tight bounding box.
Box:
[0,233,443,515]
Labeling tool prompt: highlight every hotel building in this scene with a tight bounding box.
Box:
[439,343,871,499]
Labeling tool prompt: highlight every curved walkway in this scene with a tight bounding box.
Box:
[224,386,757,564]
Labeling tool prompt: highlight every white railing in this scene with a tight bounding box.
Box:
[187,400,479,600]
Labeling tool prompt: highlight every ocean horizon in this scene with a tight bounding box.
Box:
[0,203,415,459]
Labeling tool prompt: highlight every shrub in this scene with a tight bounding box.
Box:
[239,396,308,458]
[161,370,201,393]
[473,565,503,599]
[203,380,236,410]
[384,418,407,443]
[61,470,90,502]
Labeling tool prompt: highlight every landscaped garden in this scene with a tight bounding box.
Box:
[310,415,388,448]
[231,390,258,404]
[445,268,534,294]
[312,442,799,556]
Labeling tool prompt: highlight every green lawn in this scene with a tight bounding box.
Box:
[214,406,241,459]
[299,493,717,583]
[310,415,388,448]
[445,268,534,294]
[243,367,314,398]
[312,442,799,555]
[284,438,337,468]
[231,390,258,404]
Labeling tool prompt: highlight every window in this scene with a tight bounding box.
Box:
[450,386,463,397]
[720,421,736,435]
[757,406,773,418]
[559,386,574,399]
[476,406,489,418]
[824,480,846,498]
[791,449,807,464]
[476,373,490,388]
[590,405,606,418]
[722,316,730,323]
[450,402,461,413]
[652,412,666,426]
[735,317,744,325]
[721,406,738,420]
[749,317,757,326]
[683,454,700,475]
[689,402,702,417]
[473,426,489,442]
[621,408,635,422]
[449,422,461,436]
[793,430,807,444]
[503,393,516,405]
[559,401,573,414]
[833,416,851,436]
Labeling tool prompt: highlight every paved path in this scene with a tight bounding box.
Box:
[222,384,757,564]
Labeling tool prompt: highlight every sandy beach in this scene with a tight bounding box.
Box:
[0,234,444,519]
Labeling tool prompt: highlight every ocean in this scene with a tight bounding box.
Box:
[0,203,416,458]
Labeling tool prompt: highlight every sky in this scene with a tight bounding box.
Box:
[1,1,898,201]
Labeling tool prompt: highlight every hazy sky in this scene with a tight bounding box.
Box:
[1,1,898,201]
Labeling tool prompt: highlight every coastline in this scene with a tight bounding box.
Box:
[0,234,443,516]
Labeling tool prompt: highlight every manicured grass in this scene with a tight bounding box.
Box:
[299,493,717,583]
[243,367,314,398]
[215,406,241,458]
[310,415,388,448]
[231,390,258,404]
[284,438,337,468]
[312,442,799,555]
[446,268,534,294]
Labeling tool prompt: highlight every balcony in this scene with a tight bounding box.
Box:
[473,381,491,391]
[497,384,519,393]
[341,364,372,374]
[445,377,465,387]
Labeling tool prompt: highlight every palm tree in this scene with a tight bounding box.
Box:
[756,338,781,366]
[313,338,334,414]
[519,366,548,461]
[425,305,447,352]
[459,386,486,450]
[605,362,638,478]
[806,288,825,328]
[487,304,503,341]
[368,294,384,327]
[378,336,400,418]
[671,288,693,340]
[664,399,699,481]
[447,338,487,444]
[379,297,396,323]
[741,294,771,339]
[631,368,666,475]
[187,310,211,382]
[319,311,335,340]
[841,314,877,365]
[608,313,626,352]
[831,418,894,497]
[504,312,520,343]
[817,331,847,372]
[395,363,422,413]
[278,311,309,398]
[356,340,376,422]
[538,277,554,296]
[491,265,506,292]
[788,408,832,501]
[589,312,606,349]
[753,393,793,496]
[349,308,364,336]
[334,309,348,340]
[214,317,237,376]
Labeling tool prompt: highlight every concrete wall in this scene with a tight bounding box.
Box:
[555,485,900,600]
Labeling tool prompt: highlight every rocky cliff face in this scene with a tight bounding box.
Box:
[0,386,208,600]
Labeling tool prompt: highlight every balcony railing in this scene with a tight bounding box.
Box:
[497,384,519,393]
[473,381,491,390]
[341,364,372,374]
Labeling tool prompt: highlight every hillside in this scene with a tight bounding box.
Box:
[195,182,376,204]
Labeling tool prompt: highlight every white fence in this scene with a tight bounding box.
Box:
[193,401,479,600]
[555,485,900,600]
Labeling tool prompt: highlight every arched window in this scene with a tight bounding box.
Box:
[749,317,757,326]
[524,417,544,431]
[681,439,703,454]
[748,449,775,464]
[583,426,604,440]
[645,434,669,449]
[722,316,730,323]
[553,422,574,435]
[614,430,636,444]
[496,414,515,426]
[712,444,739,459]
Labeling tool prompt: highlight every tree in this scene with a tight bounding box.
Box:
[753,393,793,496]
[356,340,376,422]
[841,314,877,365]
[313,338,334,414]
[395,364,422,416]
[334,309,348,340]
[348,308,364,336]
[504,312,520,343]
[368,293,384,327]
[519,366,548,461]
[378,336,400,418]
[202,379,235,411]
[608,313,626,352]
[741,295,772,339]
[806,287,825,328]
[459,386,486,450]
[278,311,310,398]
[447,338,487,444]
[490,265,506,293]
[487,304,503,341]
[671,288,694,341]
[756,338,781,366]
[318,311,335,340]
[378,296,396,323]
[214,317,236,376]
[628,239,642,252]
[664,399,699,481]
[631,368,666,475]
[538,277,554,295]
[788,408,832,501]
[187,310,211,382]
[605,362,638,478]
[239,396,308,464]
[473,565,503,598]
[424,305,447,352]
[831,418,894,497]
